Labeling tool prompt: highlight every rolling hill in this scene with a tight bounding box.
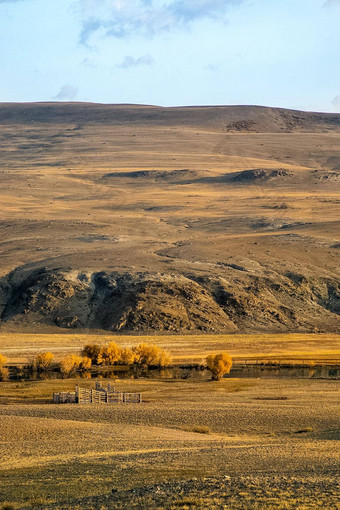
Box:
[0,103,339,333]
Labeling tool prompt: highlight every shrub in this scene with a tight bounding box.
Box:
[82,341,172,368]
[132,343,172,367]
[0,367,9,381]
[158,349,173,367]
[184,425,211,434]
[0,353,7,366]
[59,354,83,376]
[80,356,92,370]
[98,342,122,366]
[119,347,136,366]
[81,344,102,365]
[35,352,54,371]
[206,352,233,381]
[295,427,314,434]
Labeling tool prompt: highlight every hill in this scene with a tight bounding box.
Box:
[0,103,339,333]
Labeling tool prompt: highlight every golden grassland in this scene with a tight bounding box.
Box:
[0,377,339,508]
[0,105,339,508]
[1,332,339,364]
[0,105,339,336]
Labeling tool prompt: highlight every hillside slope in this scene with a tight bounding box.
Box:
[0,103,339,333]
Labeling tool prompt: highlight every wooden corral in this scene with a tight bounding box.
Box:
[53,381,142,404]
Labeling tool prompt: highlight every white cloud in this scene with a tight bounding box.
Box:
[332,95,340,109]
[204,63,221,72]
[79,0,243,44]
[116,54,154,68]
[323,0,340,6]
[81,57,97,68]
[53,85,79,100]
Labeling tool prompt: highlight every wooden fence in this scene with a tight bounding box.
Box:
[53,391,77,404]
[53,383,142,404]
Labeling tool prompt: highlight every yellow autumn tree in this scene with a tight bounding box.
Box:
[80,356,92,370]
[0,353,7,366]
[81,344,102,365]
[59,354,83,376]
[119,347,136,366]
[132,343,172,367]
[35,352,54,371]
[206,353,233,381]
[98,342,122,366]
[0,353,9,381]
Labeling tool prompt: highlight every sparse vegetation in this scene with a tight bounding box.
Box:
[0,99,339,509]
[1,503,18,510]
[34,352,54,371]
[80,356,92,370]
[59,354,90,376]
[0,366,9,381]
[206,352,233,381]
[81,344,102,365]
[97,342,122,366]
[0,353,8,380]
[183,425,211,434]
[294,427,314,434]
[1,332,339,366]
[132,342,172,367]
[0,377,338,509]
[119,346,136,365]
[81,341,172,369]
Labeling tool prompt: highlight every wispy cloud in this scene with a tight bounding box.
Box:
[332,94,340,109]
[116,54,154,69]
[53,85,79,101]
[81,57,97,68]
[80,18,102,45]
[79,0,243,44]
[204,63,221,72]
[323,0,340,6]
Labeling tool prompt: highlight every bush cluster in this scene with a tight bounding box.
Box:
[206,352,233,381]
[1,342,172,381]
[29,351,91,377]
[0,353,9,381]
[82,342,172,368]
[59,354,92,376]
[35,352,54,371]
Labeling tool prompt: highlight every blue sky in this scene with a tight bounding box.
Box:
[1,0,340,111]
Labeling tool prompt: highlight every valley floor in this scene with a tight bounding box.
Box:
[1,332,340,364]
[0,377,339,509]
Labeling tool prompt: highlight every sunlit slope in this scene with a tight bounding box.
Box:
[0,103,339,333]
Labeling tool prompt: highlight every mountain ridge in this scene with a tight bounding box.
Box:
[0,102,339,333]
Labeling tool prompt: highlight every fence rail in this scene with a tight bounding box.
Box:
[53,385,142,404]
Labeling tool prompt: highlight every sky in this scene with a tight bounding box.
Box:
[0,0,340,111]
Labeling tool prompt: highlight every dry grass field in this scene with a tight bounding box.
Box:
[0,103,339,508]
[0,103,339,334]
[0,332,340,364]
[0,377,339,509]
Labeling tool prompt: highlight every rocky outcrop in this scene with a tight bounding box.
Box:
[0,266,339,333]
[1,269,235,332]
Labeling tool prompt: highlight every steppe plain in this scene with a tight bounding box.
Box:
[0,103,339,333]
[0,103,339,509]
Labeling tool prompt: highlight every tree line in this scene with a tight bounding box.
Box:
[0,343,232,380]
